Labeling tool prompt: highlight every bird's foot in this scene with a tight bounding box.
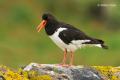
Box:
[69,64,74,67]
[56,63,69,67]
[62,64,69,67]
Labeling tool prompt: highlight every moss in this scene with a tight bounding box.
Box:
[93,66,120,80]
[0,65,52,80]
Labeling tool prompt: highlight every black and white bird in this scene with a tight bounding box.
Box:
[37,13,108,66]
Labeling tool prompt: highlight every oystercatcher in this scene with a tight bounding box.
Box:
[37,13,108,66]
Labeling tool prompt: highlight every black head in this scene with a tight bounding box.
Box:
[42,13,56,20]
[37,13,58,32]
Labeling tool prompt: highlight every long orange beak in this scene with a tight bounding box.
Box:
[37,20,47,32]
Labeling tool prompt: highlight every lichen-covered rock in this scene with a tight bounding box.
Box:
[0,66,29,80]
[23,63,102,80]
[0,65,52,80]
[94,66,120,80]
[0,63,120,80]
[23,63,120,80]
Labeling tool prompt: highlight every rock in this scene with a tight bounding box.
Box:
[0,76,5,80]
[1,63,120,80]
[23,63,102,80]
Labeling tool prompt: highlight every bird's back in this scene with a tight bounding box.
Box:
[58,22,108,49]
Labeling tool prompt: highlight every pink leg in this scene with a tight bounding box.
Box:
[62,49,67,65]
[57,49,68,67]
[69,51,74,66]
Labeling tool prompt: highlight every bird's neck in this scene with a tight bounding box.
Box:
[45,20,59,35]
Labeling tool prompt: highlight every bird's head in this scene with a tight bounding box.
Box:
[37,13,56,32]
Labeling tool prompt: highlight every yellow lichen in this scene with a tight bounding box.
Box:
[29,75,52,80]
[0,65,52,80]
[0,66,28,80]
[93,66,120,80]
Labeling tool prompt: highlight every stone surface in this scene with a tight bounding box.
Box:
[1,63,120,80]
[23,63,102,80]
[0,76,5,80]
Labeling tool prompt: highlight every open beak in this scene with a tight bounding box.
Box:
[37,20,47,32]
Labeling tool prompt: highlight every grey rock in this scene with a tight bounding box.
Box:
[23,63,102,80]
[0,76,5,80]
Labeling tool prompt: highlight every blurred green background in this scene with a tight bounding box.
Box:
[0,0,120,68]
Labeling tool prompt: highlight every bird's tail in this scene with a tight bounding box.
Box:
[101,44,108,49]
[97,39,108,49]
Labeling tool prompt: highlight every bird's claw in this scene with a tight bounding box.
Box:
[56,63,74,67]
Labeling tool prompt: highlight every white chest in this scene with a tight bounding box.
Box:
[49,28,67,51]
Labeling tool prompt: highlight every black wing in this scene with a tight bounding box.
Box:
[58,23,104,45]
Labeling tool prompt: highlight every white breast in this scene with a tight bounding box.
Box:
[49,28,68,51]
